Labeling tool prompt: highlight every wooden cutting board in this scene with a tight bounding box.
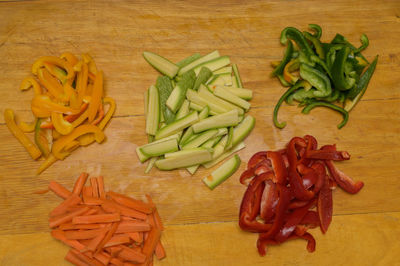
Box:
[0,0,399,265]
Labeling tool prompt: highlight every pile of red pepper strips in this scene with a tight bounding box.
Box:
[238,135,364,255]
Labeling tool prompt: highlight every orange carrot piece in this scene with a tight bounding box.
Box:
[33,189,49,194]
[90,177,99,198]
[141,228,161,264]
[102,200,147,220]
[103,235,131,248]
[146,195,164,231]
[73,213,120,224]
[65,228,107,240]
[108,191,153,214]
[83,196,103,206]
[115,221,151,233]
[49,181,72,199]
[51,230,86,252]
[72,172,89,195]
[71,249,103,266]
[82,186,93,198]
[93,251,111,265]
[110,257,124,266]
[97,176,106,199]
[126,232,143,244]
[50,194,82,217]
[65,250,88,266]
[95,222,119,254]
[49,206,90,228]
[118,246,146,264]
[86,226,108,252]
[106,246,123,257]
[59,223,103,231]
[155,241,166,260]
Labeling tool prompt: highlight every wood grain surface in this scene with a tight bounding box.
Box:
[0,0,399,265]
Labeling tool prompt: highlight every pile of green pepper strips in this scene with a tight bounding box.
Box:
[272,24,378,129]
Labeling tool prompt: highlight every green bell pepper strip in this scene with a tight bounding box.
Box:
[310,55,332,78]
[292,88,315,103]
[338,92,346,103]
[347,55,378,99]
[331,46,356,91]
[299,63,332,97]
[318,89,340,102]
[304,31,325,59]
[271,41,293,77]
[273,80,311,128]
[280,27,315,65]
[308,24,322,39]
[326,44,344,69]
[277,74,291,87]
[331,33,369,63]
[354,34,369,54]
[302,101,349,129]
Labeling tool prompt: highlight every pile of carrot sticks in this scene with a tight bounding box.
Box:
[44,173,166,266]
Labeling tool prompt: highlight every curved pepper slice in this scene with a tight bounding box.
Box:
[35,118,52,158]
[31,95,80,118]
[299,63,332,97]
[283,58,299,84]
[37,68,66,101]
[260,179,278,223]
[301,101,349,129]
[304,31,325,59]
[20,77,42,95]
[272,40,294,77]
[4,109,42,159]
[52,125,105,160]
[87,70,103,123]
[331,46,356,91]
[32,56,74,80]
[51,112,74,135]
[318,173,333,233]
[266,151,287,184]
[308,24,322,39]
[280,27,315,66]
[305,144,350,161]
[76,62,89,107]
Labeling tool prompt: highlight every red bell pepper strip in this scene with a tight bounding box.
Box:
[297,164,317,190]
[296,232,316,252]
[288,200,310,210]
[306,144,350,161]
[259,185,291,240]
[274,199,316,243]
[257,238,278,256]
[267,151,288,184]
[301,211,319,227]
[247,151,268,169]
[318,174,333,233]
[311,161,326,194]
[323,146,364,194]
[254,160,272,176]
[239,168,255,185]
[260,179,278,222]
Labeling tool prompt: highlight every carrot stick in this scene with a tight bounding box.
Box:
[155,241,166,260]
[104,235,131,248]
[126,232,142,243]
[83,196,103,206]
[146,195,164,231]
[90,177,99,198]
[49,206,90,228]
[65,249,88,266]
[115,221,151,233]
[73,213,120,224]
[51,230,86,252]
[97,176,105,199]
[110,257,124,266]
[82,186,93,197]
[95,222,119,254]
[118,245,146,264]
[48,181,72,199]
[50,194,82,217]
[141,228,161,264]
[108,191,153,214]
[93,251,111,265]
[72,172,89,195]
[59,223,103,231]
[86,226,108,252]
[65,228,107,240]
[102,200,147,220]
[106,246,123,257]
[70,249,103,266]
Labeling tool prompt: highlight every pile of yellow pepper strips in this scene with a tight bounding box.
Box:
[4,53,116,174]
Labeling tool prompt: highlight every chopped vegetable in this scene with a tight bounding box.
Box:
[139,51,255,181]
[4,53,116,173]
[40,173,166,265]
[272,25,378,129]
[238,135,363,256]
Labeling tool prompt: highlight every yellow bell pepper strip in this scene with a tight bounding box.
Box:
[37,153,58,174]
[37,68,66,101]
[52,124,105,160]
[76,62,89,106]
[77,97,116,146]
[34,118,52,158]
[87,70,103,123]
[271,61,281,68]
[63,82,78,105]
[4,109,42,159]
[283,59,300,84]
[40,103,89,129]
[52,129,61,140]
[18,118,37,133]
[43,62,68,85]
[32,56,74,80]
[64,140,80,152]
[51,112,74,135]
[60,52,78,67]
[82,53,98,73]
[31,94,80,118]
[91,102,105,125]
[20,77,42,95]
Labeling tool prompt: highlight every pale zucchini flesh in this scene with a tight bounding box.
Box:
[213,86,251,111]
[192,109,239,133]
[156,148,213,170]
[232,64,243,88]
[223,86,253,100]
[166,70,195,113]
[182,129,218,150]
[145,157,158,173]
[203,154,241,190]
[231,115,255,147]
[155,111,199,140]
[143,51,179,79]
[193,56,231,76]
[164,147,213,159]
[213,66,233,75]
[178,50,220,76]
[175,99,190,120]
[145,85,160,135]
[176,53,202,68]
[198,85,244,115]
[139,138,179,157]
[203,141,245,169]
